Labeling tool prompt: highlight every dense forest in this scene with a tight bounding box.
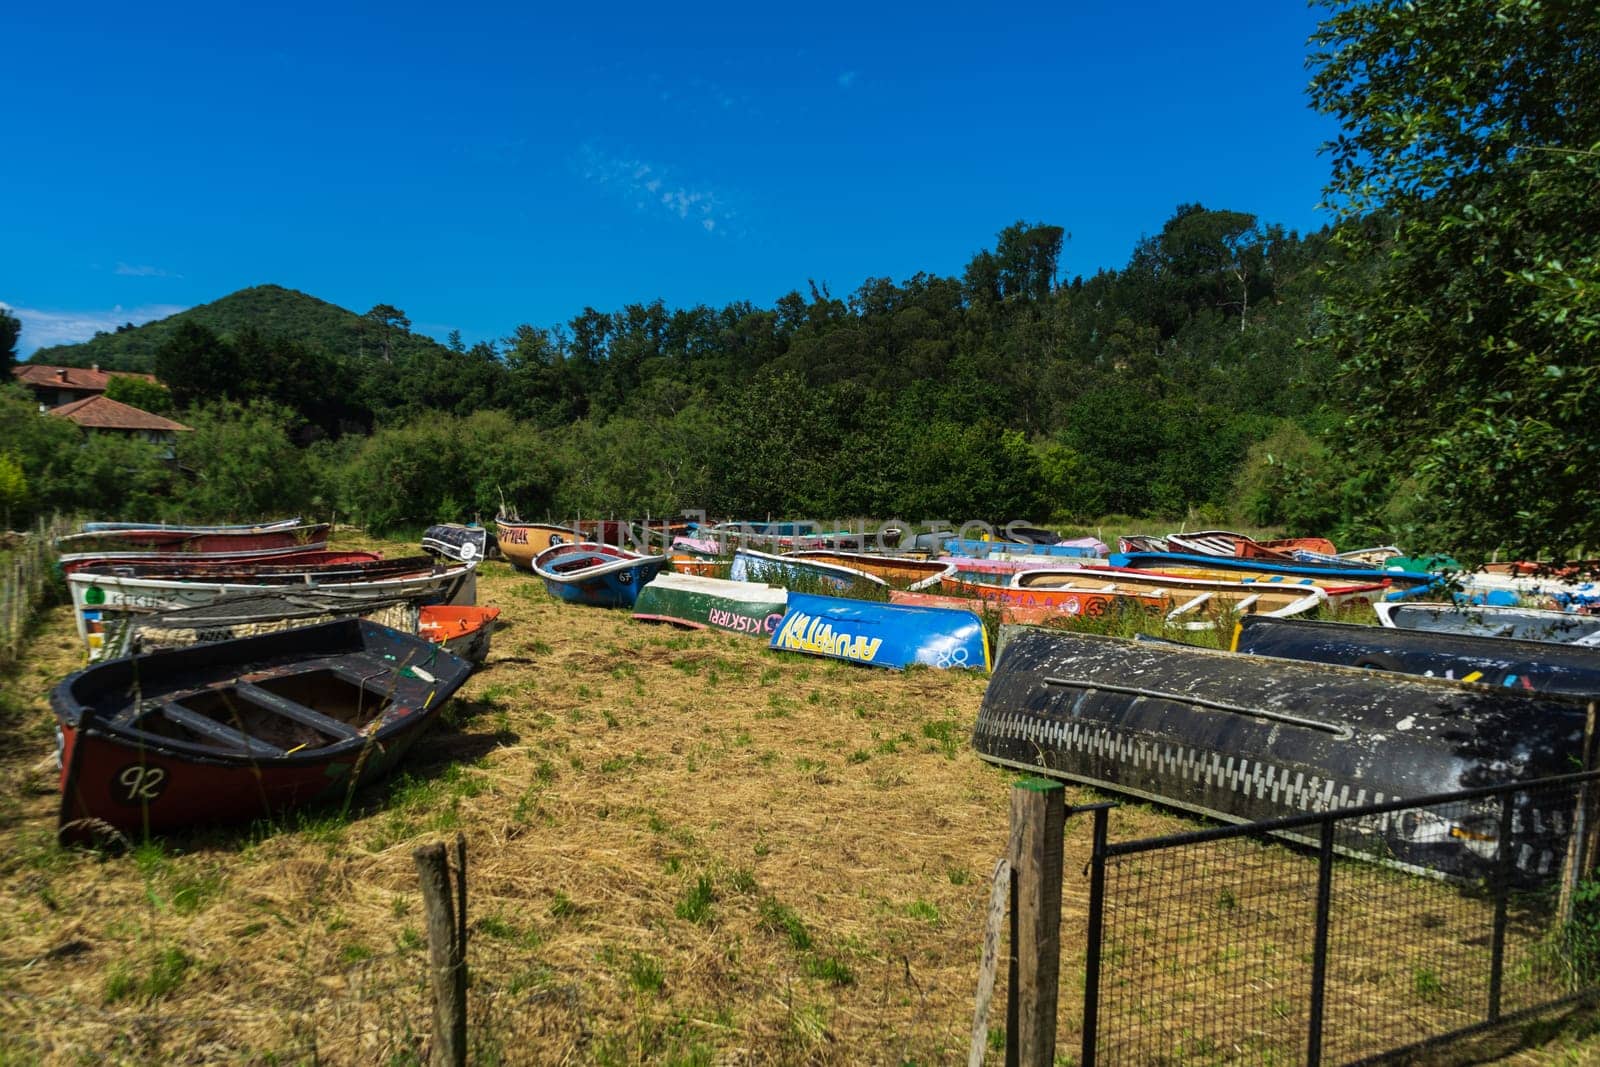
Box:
[3,206,1350,537]
[4,1,1597,561]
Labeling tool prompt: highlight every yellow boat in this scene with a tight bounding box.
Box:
[495,519,577,572]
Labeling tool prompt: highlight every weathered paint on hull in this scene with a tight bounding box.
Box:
[54,620,472,839]
[973,628,1587,880]
[729,549,887,592]
[1231,614,1600,697]
[633,574,787,637]
[785,551,954,591]
[888,590,1060,627]
[532,543,667,608]
[495,521,577,571]
[69,564,477,659]
[937,577,1164,619]
[57,524,329,556]
[1375,602,1600,645]
[770,592,990,671]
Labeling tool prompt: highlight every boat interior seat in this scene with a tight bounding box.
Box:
[236,681,363,740]
[159,702,286,756]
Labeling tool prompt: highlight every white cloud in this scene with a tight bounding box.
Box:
[575,144,734,235]
[837,70,857,89]
[0,301,188,357]
[114,262,182,278]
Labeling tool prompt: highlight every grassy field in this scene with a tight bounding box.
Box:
[0,532,1596,1064]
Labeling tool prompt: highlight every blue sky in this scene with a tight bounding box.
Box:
[1,1,1339,357]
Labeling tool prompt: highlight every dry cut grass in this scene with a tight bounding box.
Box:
[0,531,1594,1065]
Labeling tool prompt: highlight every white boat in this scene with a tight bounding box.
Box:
[1374,602,1600,645]
[68,562,477,659]
[1012,567,1327,630]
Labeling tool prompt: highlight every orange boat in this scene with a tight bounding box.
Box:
[418,604,500,663]
[672,555,730,578]
[938,577,1165,620]
[495,519,576,572]
[888,590,1060,626]
[1234,536,1338,561]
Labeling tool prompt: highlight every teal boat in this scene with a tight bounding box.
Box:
[633,573,788,638]
[729,549,887,592]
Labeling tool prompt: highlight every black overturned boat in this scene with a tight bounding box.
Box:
[422,523,492,563]
[973,627,1590,880]
[1232,614,1600,698]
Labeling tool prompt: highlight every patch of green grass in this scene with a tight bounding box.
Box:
[675,874,717,925]
[803,954,855,987]
[477,915,518,941]
[847,749,871,765]
[758,899,812,951]
[920,717,963,759]
[340,943,375,965]
[550,891,579,919]
[626,951,666,995]
[904,899,941,925]
[104,947,192,1003]
[1413,967,1444,1000]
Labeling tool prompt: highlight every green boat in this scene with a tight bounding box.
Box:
[632,573,789,638]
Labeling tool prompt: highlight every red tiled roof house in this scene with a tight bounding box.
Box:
[11,363,159,410]
[48,395,191,457]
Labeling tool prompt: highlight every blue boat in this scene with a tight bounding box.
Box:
[531,542,667,608]
[1109,550,1442,599]
[768,592,990,671]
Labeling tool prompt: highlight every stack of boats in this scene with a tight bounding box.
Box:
[50,517,503,842]
[62,518,493,662]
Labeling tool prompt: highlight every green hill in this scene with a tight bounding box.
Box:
[28,284,452,370]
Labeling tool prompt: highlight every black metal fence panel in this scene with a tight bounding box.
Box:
[1080,771,1600,1065]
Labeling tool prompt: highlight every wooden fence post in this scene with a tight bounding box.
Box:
[414,835,468,1067]
[1560,703,1600,927]
[1007,778,1066,1067]
[968,855,1012,1067]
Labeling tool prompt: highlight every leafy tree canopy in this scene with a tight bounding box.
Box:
[1309,0,1600,559]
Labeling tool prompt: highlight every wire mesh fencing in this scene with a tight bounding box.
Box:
[1079,770,1600,1065]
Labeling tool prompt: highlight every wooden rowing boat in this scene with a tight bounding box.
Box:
[938,577,1166,620]
[531,542,667,608]
[887,590,1060,627]
[1013,568,1328,628]
[68,560,478,659]
[1231,614,1600,697]
[729,549,887,592]
[80,518,302,533]
[784,551,954,591]
[55,619,473,841]
[1083,562,1387,608]
[972,627,1586,881]
[770,593,990,671]
[1374,602,1600,645]
[59,545,357,576]
[633,573,787,637]
[494,519,577,572]
[57,523,330,556]
[422,524,490,563]
[417,605,500,663]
